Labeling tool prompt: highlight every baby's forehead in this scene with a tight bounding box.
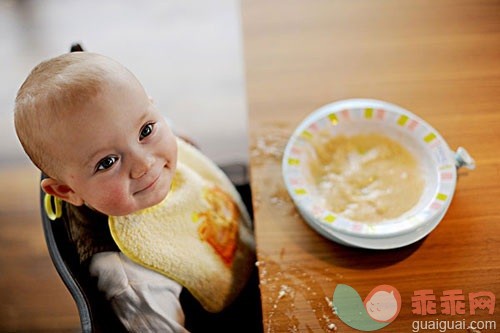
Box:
[38,53,146,133]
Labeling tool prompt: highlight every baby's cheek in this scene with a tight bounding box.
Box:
[96,185,133,216]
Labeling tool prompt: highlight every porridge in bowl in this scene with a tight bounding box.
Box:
[282,99,469,249]
[309,133,425,223]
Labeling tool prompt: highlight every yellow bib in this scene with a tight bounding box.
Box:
[109,139,255,313]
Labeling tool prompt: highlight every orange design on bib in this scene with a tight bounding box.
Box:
[197,187,239,266]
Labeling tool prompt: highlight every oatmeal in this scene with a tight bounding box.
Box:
[309,133,424,222]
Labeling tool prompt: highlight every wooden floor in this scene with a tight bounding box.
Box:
[0,164,80,332]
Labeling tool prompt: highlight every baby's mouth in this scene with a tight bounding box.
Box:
[134,174,160,195]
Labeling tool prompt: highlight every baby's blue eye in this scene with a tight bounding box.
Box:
[96,156,118,171]
[140,123,154,140]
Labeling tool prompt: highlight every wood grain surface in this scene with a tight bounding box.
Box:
[0,165,80,332]
[242,1,500,332]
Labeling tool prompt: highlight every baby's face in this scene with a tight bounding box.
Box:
[49,73,177,216]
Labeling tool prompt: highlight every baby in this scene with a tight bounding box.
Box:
[14,52,261,332]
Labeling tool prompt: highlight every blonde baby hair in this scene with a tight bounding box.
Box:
[14,52,128,178]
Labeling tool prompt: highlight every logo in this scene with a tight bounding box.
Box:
[333,284,402,331]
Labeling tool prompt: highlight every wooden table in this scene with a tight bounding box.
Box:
[242,1,500,332]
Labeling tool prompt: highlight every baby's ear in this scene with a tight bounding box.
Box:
[41,178,84,206]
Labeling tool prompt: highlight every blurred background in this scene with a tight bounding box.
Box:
[0,0,247,331]
[1,0,248,166]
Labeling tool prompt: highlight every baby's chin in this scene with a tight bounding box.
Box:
[140,191,169,211]
[133,185,172,213]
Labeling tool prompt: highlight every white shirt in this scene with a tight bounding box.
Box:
[89,251,189,333]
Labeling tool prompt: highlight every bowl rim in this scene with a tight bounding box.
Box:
[282,98,457,239]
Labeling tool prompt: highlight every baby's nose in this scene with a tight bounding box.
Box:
[130,154,154,179]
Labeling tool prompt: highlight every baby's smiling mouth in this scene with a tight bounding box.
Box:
[134,174,160,195]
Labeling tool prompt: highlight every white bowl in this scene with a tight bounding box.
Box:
[282,99,472,249]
